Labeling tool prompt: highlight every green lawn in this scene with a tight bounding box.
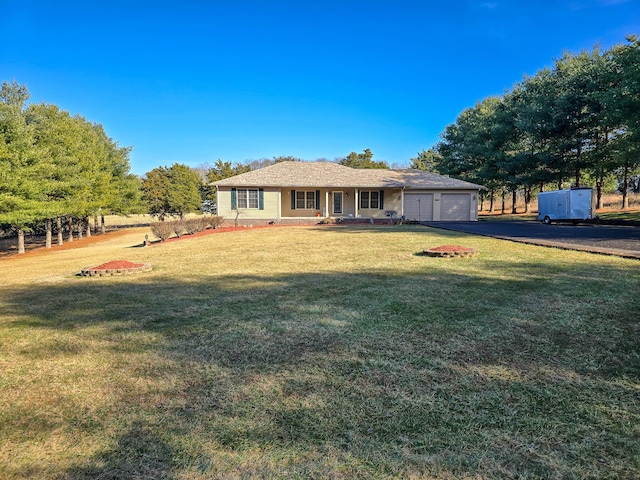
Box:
[1,225,638,479]
[597,210,640,222]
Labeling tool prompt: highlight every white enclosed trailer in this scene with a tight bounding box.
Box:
[537,188,596,224]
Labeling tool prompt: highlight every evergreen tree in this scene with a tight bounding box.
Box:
[409,148,441,172]
[339,149,388,169]
[0,81,43,252]
[143,164,202,219]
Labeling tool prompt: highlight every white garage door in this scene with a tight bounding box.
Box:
[404,193,433,221]
[441,193,471,221]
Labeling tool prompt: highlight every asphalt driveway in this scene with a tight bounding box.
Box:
[421,221,640,259]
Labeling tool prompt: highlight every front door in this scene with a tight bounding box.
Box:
[333,192,343,214]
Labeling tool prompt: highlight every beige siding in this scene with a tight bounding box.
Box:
[217,187,280,220]
[217,186,479,221]
[281,189,323,218]
[356,189,402,218]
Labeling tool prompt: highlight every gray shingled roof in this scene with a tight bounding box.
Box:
[212,161,483,190]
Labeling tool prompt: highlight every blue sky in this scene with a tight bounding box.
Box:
[1,1,638,175]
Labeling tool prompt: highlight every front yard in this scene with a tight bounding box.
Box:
[0,225,638,479]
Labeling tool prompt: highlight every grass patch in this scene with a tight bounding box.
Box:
[1,225,639,479]
[479,213,538,222]
[597,210,640,222]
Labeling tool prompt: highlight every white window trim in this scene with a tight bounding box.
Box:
[360,190,379,209]
[295,190,316,210]
[237,188,260,209]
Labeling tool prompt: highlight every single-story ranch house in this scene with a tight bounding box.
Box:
[212,161,484,222]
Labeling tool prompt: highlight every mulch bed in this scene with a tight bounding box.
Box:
[2,222,397,259]
[80,259,152,277]
[0,229,138,260]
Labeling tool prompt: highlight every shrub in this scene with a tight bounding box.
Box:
[209,216,224,229]
[172,219,187,238]
[198,217,211,231]
[183,218,207,234]
[150,221,174,241]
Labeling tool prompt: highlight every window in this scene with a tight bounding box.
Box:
[360,190,380,209]
[236,189,259,209]
[295,190,316,210]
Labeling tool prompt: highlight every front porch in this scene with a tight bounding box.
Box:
[280,187,400,219]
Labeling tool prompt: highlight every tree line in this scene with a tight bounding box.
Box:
[433,36,640,212]
[0,81,142,253]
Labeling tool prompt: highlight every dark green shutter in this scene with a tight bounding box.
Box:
[315,190,320,210]
[291,190,296,210]
[379,190,384,209]
[231,188,237,209]
[259,188,264,210]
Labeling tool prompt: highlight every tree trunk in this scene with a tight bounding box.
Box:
[68,217,74,242]
[94,215,99,233]
[57,216,64,246]
[596,176,604,210]
[45,219,52,249]
[17,229,25,254]
[77,220,83,240]
[622,166,630,209]
[101,215,106,234]
[489,191,495,213]
[524,186,531,213]
[511,190,517,214]
[501,192,506,214]
[574,144,582,187]
[85,217,91,238]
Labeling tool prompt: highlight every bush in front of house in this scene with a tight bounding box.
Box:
[150,216,225,242]
[208,216,224,229]
[172,219,188,238]
[150,221,175,241]
[184,218,202,235]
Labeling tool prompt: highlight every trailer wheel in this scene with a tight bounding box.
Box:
[542,216,551,225]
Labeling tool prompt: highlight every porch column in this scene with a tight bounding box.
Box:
[401,188,405,218]
[324,190,329,217]
[355,189,359,217]
[277,189,282,220]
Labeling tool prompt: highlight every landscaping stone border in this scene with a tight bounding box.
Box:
[80,260,152,277]
[423,245,479,258]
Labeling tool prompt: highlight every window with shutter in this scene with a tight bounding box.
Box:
[359,190,383,209]
[294,190,318,210]
[234,189,261,209]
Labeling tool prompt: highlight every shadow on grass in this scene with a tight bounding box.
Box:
[64,421,179,480]
[2,264,639,479]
